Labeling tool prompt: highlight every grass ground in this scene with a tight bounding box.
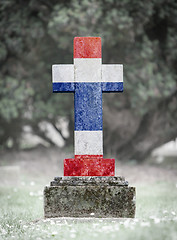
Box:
[0,148,177,240]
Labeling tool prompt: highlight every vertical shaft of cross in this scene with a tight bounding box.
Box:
[74,37,103,158]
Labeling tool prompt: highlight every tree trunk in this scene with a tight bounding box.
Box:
[103,90,177,161]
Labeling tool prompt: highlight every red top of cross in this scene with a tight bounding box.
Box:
[74,37,102,58]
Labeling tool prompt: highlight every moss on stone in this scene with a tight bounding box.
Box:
[44,177,136,218]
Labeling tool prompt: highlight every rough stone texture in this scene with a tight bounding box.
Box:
[44,176,136,218]
[50,177,128,186]
[51,176,128,186]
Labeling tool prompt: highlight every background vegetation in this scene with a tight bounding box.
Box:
[0,0,177,161]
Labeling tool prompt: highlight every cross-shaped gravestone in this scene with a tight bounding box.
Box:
[52,37,123,176]
[44,37,135,218]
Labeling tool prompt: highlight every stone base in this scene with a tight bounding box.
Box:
[44,176,136,218]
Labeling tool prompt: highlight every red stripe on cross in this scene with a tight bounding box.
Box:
[64,156,115,176]
[74,37,101,58]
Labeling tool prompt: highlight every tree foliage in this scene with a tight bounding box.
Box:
[0,0,177,160]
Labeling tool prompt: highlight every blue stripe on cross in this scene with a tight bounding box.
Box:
[53,82,123,131]
[52,37,123,157]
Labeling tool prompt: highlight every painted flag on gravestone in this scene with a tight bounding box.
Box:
[52,37,123,176]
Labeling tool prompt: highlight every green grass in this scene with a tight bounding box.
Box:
[0,180,177,240]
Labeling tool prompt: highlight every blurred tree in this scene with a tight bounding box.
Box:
[0,0,176,161]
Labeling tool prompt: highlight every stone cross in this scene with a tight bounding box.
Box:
[52,37,123,176]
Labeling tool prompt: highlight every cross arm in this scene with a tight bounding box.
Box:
[52,65,75,92]
[102,65,123,92]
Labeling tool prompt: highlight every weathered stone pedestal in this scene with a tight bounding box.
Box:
[44,176,136,218]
